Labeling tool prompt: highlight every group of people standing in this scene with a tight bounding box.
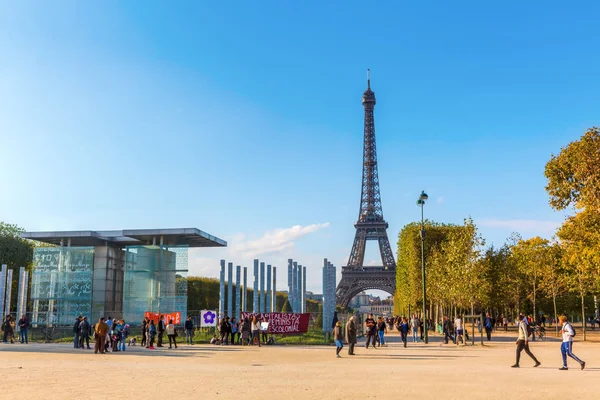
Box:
[85,316,130,354]
[1,315,30,344]
[140,316,179,349]
[214,316,269,346]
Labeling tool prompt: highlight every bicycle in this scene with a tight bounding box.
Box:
[534,326,546,341]
[39,326,61,343]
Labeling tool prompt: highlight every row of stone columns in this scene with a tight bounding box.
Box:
[287,259,306,313]
[219,259,277,318]
[0,264,29,323]
[322,259,336,333]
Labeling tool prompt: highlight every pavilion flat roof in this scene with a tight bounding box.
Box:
[21,228,227,248]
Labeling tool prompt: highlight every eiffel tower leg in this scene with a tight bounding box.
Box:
[377,232,396,270]
[347,229,367,269]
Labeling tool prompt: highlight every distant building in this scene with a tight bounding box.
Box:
[305,291,323,302]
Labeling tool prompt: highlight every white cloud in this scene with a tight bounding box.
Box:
[187,223,331,290]
[436,196,445,205]
[477,218,560,235]
[230,223,330,258]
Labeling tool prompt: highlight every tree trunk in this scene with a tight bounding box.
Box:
[581,293,586,341]
[552,291,558,336]
[532,280,536,322]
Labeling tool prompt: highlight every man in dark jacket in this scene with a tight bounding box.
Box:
[73,316,82,349]
[78,316,91,349]
[345,315,357,355]
[484,313,493,341]
[184,316,194,345]
[157,315,165,347]
[18,315,29,344]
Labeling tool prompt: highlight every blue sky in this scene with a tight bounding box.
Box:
[1,1,598,293]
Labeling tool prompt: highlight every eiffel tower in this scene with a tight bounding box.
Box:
[336,71,396,307]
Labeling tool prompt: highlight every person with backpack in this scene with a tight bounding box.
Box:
[484,313,493,341]
[512,314,540,368]
[558,315,585,370]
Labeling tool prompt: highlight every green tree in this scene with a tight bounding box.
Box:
[545,127,600,212]
[281,298,292,313]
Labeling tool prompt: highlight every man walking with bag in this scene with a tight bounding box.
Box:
[512,314,541,368]
[558,315,585,370]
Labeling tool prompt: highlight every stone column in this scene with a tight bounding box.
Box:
[297,264,302,313]
[0,265,6,322]
[235,265,241,320]
[292,261,298,312]
[253,259,259,313]
[242,267,248,312]
[272,267,277,312]
[266,264,272,313]
[302,266,307,313]
[219,260,225,318]
[5,268,13,318]
[322,258,328,331]
[260,262,265,313]
[287,259,293,313]
[227,262,233,318]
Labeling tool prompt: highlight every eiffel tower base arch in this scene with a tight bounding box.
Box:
[336,268,396,308]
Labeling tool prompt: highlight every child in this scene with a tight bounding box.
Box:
[333,321,344,358]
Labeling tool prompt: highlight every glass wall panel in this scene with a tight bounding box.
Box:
[31,247,95,325]
[122,245,188,324]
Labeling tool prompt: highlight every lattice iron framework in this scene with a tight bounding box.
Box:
[337,72,397,307]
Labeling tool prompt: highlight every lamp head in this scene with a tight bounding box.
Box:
[419,191,429,201]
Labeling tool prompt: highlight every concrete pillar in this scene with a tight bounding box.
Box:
[0,265,7,322]
[242,267,248,312]
[272,266,277,312]
[260,262,265,313]
[253,259,259,313]
[5,268,13,318]
[287,259,293,313]
[302,266,307,313]
[235,265,241,320]
[322,258,328,332]
[266,264,272,313]
[227,262,233,318]
[297,264,302,313]
[219,260,225,318]
[292,261,298,312]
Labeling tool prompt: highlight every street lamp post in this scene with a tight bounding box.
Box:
[417,190,429,344]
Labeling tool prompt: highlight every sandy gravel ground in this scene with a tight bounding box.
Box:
[0,332,597,400]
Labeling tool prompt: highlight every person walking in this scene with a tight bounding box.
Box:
[558,315,585,370]
[333,321,344,358]
[241,317,251,345]
[512,315,541,368]
[251,316,261,347]
[376,316,387,347]
[345,315,357,355]
[442,316,451,344]
[157,315,165,347]
[166,319,178,349]
[78,316,91,349]
[484,313,493,341]
[184,316,194,345]
[94,317,109,354]
[399,317,409,348]
[147,320,157,349]
[18,315,29,344]
[364,313,377,349]
[411,314,420,343]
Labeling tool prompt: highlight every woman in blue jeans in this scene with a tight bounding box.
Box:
[376,317,387,347]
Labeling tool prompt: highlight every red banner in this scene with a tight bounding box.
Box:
[144,312,182,325]
[240,312,311,334]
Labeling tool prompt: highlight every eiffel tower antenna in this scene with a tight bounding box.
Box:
[336,73,397,307]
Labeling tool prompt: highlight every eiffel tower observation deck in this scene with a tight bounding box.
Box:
[336,71,397,307]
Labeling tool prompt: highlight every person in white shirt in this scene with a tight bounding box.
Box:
[454,317,464,345]
[511,314,540,368]
[410,315,420,343]
[558,315,585,370]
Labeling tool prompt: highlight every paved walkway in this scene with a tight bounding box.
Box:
[0,331,597,399]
